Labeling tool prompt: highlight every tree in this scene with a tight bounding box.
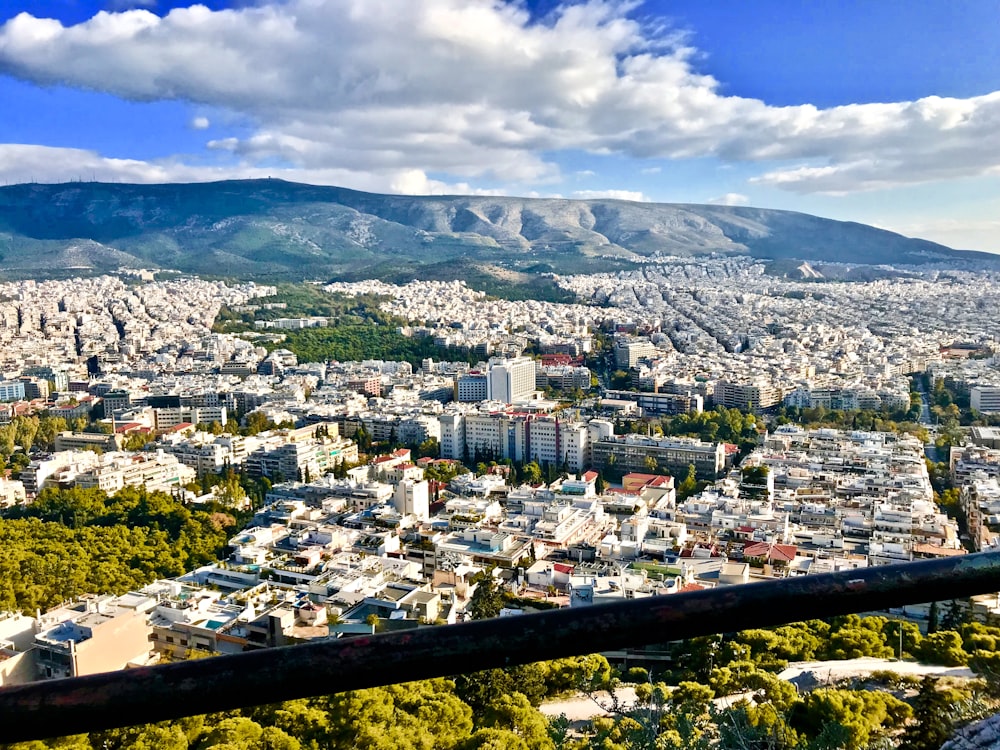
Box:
[789,688,911,750]
[245,411,271,436]
[918,630,968,666]
[677,463,698,499]
[594,472,606,494]
[214,471,249,509]
[899,676,954,750]
[521,461,542,485]
[478,693,553,750]
[469,573,505,621]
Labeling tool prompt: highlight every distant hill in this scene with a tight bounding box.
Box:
[0,179,992,281]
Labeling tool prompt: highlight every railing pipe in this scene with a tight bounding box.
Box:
[1,551,998,743]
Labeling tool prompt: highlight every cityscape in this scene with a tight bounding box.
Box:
[0,258,996,747]
[1,1,1000,749]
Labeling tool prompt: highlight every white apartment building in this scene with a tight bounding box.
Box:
[713,378,784,413]
[972,385,1000,414]
[486,357,536,404]
[154,405,228,430]
[438,412,614,472]
[74,451,196,494]
[456,372,488,403]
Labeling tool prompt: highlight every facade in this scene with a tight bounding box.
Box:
[614,340,657,369]
[591,435,726,478]
[456,373,488,403]
[0,380,25,402]
[486,357,536,404]
[34,596,154,680]
[972,385,1000,414]
[54,431,123,453]
[713,379,783,413]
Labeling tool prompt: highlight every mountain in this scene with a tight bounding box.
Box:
[0,179,992,281]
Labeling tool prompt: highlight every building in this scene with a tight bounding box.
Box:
[54,431,123,453]
[439,412,614,471]
[972,386,1000,414]
[614,340,657,370]
[73,451,196,494]
[713,379,783,413]
[439,413,466,459]
[604,390,703,416]
[456,372,488,403]
[0,381,25,402]
[486,357,536,404]
[591,435,726,479]
[33,596,154,680]
[101,390,131,418]
[154,405,228,430]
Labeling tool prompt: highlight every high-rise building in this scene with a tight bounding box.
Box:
[486,357,536,404]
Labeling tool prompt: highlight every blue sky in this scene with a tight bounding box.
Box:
[1,0,999,252]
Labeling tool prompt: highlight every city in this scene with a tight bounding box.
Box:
[0,263,996,746]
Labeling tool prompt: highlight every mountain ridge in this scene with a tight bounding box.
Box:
[0,179,993,280]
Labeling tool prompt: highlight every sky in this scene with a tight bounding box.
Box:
[1,1,999,252]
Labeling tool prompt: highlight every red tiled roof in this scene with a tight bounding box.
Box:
[743,542,797,562]
[624,472,658,482]
[553,563,574,574]
[582,470,598,482]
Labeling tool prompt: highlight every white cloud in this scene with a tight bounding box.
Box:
[0,1,999,194]
[0,143,506,196]
[573,189,650,202]
[707,192,749,206]
[575,169,596,178]
[640,166,661,174]
[190,116,210,130]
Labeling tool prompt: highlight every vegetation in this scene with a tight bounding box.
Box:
[615,407,760,449]
[213,284,478,367]
[0,486,239,612]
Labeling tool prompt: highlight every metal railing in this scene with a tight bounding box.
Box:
[1,550,1000,743]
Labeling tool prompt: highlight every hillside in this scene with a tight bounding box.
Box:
[0,179,990,281]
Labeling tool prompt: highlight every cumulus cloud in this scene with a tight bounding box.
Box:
[573,189,650,202]
[708,192,749,206]
[190,116,210,130]
[0,143,504,196]
[0,1,999,193]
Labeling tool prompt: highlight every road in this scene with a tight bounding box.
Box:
[539,658,975,721]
